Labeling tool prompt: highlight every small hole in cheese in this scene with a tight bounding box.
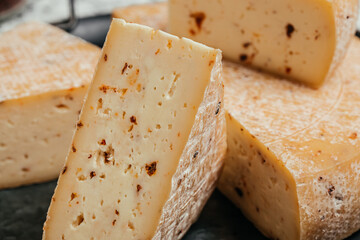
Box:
[128,221,135,230]
[72,213,84,227]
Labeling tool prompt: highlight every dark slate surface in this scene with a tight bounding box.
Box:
[1,15,360,240]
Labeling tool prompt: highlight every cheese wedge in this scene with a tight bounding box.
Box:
[43,19,226,240]
[0,22,100,189]
[168,0,359,88]
[112,2,167,31]
[107,4,360,240]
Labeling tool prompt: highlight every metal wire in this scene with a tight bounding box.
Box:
[52,0,77,31]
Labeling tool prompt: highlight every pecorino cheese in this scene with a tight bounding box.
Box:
[42,19,226,240]
[110,4,360,240]
[0,22,100,189]
[168,0,358,88]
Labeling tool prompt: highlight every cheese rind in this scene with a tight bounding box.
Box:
[0,22,99,102]
[43,19,226,240]
[169,0,358,88]
[0,22,100,189]
[112,4,360,239]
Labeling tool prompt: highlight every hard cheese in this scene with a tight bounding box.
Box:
[43,19,226,240]
[169,0,358,88]
[0,22,100,189]
[220,39,360,240]
[110,4,360,240]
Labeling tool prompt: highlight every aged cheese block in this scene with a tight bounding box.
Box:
[0,22,100,189]
[108,4,360,240]
[43,19,226,240]
[220,39,360,240]
[168,0,359,88]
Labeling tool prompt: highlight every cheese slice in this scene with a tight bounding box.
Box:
[0,22,100,189]
[168,0,359,88]
[42,19,226,240]
[108,4,360,240]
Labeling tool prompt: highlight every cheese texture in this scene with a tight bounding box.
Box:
[169,0,359,88]
[43,19,226,240]
[107,4,360,240]
[0,22,100,189]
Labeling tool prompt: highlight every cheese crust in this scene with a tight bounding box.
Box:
[0,22,99,102]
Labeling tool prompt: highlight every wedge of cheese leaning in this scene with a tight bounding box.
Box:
[169,0,359,88]
[43,19,226,240]
[107,4,360,240]
[0,22,100,189]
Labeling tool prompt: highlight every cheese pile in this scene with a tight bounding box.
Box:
[43,19,226,239]
[113,2,360,240]
[0,22,100,189]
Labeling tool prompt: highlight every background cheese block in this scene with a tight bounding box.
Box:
[109,4,360,240]
[168,0,359,88]
[0,22,100,189]
[43,19,226,240]
[220,39,360,240]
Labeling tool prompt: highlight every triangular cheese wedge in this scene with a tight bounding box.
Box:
[43,19,226,239]
[0,22,100,189]
[113,3,360,240]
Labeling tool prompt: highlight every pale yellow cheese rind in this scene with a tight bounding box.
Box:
[0,22,99,102]
[0,22,100,189]
[43,19,226,240]
[113,3,360,239]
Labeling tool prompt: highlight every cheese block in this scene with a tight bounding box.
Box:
[105,4,360,240]
[112,2,167,31]
[0,22,100,189]
[168,0,359,88]
[42,19,226,240]
[220,40,360,240]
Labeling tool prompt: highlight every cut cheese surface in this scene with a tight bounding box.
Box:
[0,22,100,189]
[169,0,358,88]
[43,19,226,240]
[111,4,360,240]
